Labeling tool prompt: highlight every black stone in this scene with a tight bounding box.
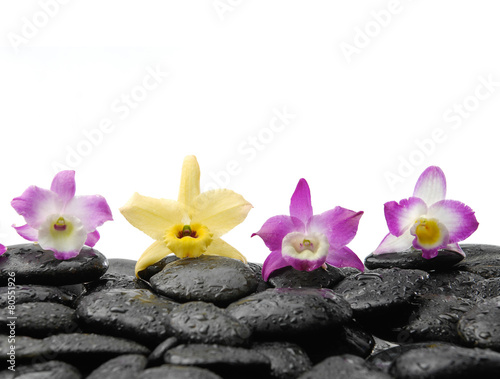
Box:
[298,354,392,379]
[106,258,137,276]
[472,277,500,299]
[332,268,429,316]
[247,262,271,293]
[0,243,108,285]
[403,294,474,344]
[252,341,312,379]
[268,264,344,289]
[226,288,352,337]
[454,244,500,278]
[148,337,179,365]
[0,360,81,379]
[416,270,484,299]
[0,335,53,364]
[0,302,79,338]
[163,344,270,378]
[150,256,258,306]
[83,272,150,293]
[86,354,148,379]
[141,365,223,379]
[458,295,500,351]
[390,344,500,379]
[76,288,178,345]
[0,284,77,308]
[138,255,179,281]
[365,248,464,271]
[167,301,252,346]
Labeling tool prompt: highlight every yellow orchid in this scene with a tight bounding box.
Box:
[120,156,252,277]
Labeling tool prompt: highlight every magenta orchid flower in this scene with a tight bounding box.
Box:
[252,178,364,281]
[374,166,478,259]
[11,171,113,259]
[0,244,6,255]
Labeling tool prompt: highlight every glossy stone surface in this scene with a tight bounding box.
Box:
[0,360,81,379]
[150,256,258,306]
[268,264,344,289]
[365,248,464,271]
[455,244,500,278]
[86,354,148,379]
[252,341,312,379]
[0,284,77,307]
[141,365,223,379]
[416,270,484,299]
[0,244,108,285]
[83,272,149,294]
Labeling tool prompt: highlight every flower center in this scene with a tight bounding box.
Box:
[165,223,213,258]
[281,231,330,270]
[412,218,441,245]
[53,217,67,231]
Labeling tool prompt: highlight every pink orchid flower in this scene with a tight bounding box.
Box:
[374,166,478,259]
[11,170,113,259]
[252,178,364,281]
[0,244,5,255]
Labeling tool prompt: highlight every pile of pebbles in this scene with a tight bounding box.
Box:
[1,243,500,378]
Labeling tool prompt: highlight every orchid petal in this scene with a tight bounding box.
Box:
[11,186,62,228]
[384,197,427,237]
[120,193,185,240]
[50,170,76,204]
[135,240,173,277]
[445,242,465,257]
[326,246,365,271]
[373,231,415,255]
[53,250,81,260]
[413,166,447,205]
[283,254,326,273]
[85,230,100,247]
[66,195,113,232]
[289,179,313,224]
[0,244,6,255]
[38,215,87,258]
[308,207,363,249]
[178,155,200,208]
[251,215,304,251]
[203,237,247,263]
[12,224,38,241]
[427,200,479,243]
[262,250,290,281]
[191,189,252,238]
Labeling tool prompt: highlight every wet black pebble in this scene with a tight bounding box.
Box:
[0,243,108,285]
[86,354,148,379]
[0,302,79,338]
[167,301,252,346]
[141,364,223,379]
[390,344,500,379]
[0,284,77,308]
[106,258,137,276]
[150,256,258,306]
[0,360,81,379]
[148,337,179,365]
[268,264,344,289]
[472,277,500,299]
[83,272,150,294]
[76,288,178,345]
[457,295,500,351]
[137,255,179,281]
[454,244,500,278]
[0,335,53,364]
[365,248,464,271]
[247,262,271,293]
[226,288,352,337]
[416,270,484,299]
[252,341,312,379]
[298,354,392,379]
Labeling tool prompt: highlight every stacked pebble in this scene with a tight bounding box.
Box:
[2,243,500,378]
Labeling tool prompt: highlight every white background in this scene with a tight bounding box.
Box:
[0,1,499,265]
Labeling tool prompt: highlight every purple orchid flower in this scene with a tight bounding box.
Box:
[0,244,5,255]
[11,170,113,259]
[374,166,478,259]
[252,178,364,281]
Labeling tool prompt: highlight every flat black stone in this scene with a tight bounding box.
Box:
[454,244,500,278]
[472,277,500,299]
[226,288,352,337]
[0,302,79,338]
[298,354,392,379]
[403,294,474,344]
[0,335,53,364]
[163,344,270,378]
[458,295,500,351]
[268,264,345,289]
[0,284,77,308]
[83,272,150,293]
[0,243,108,285]
[150,256,258,306]
[252,341,312,379]
[141,365,223,379]
[390,344,500,379]
[138,255,179,281]
[365,248,464,271]
[416,270,484,299]
[106,258,137,276]
[86,354,148,379]
[0,360,81,379]
[167,301,252,346]
[332,268,429,316]
[148,337,179,365]
[247,262,271,293]
[76,288,178,345]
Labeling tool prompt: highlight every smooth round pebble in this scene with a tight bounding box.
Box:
[252,341,312,379]
[150,256,258,306]
[106,258,137,276]
[298,354,392,379]
[0,360,81,379]
[86,354,148,379]
[247,262,271,293]
[83,272,150,293]
[268,264,344,289]
[76,288,178,345]
[473,277,500,299]
[455,244,500,278]
[0,284,77,308]
[226,288,352,336]
[167,301,252,346]
[416,270,484,299]
[148,337,179,365]
[365,248,463,271]
[458,295,500,351]
[138,255,179,281]
[0,244,108,285]
[0,335,52,363]
[141,365,223,379]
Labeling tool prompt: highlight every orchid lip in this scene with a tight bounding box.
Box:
[53,217,67,231]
